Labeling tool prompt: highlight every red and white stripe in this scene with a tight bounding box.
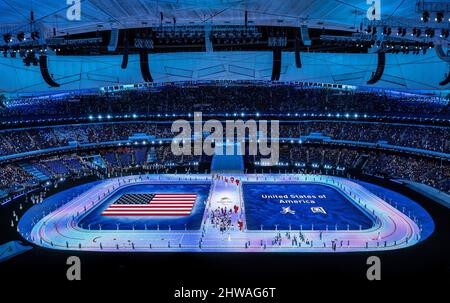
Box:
[102,194,197,216]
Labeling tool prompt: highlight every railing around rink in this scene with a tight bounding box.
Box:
[20,174,422,252]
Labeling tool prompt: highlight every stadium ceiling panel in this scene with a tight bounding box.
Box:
[0,0,419,34]
[0,0,448,94]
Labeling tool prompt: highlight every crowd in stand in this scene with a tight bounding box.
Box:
[0,120,448,157]
[0,145,206,194]
[2,85,449,119]
[364,153,449,193]
[280,122,449,153]
[0,123,162,156]
[0,164,37,189]
[0,144,448,197]
[251,145,360,168]
[250,145,449,193]
[0,85,448,198]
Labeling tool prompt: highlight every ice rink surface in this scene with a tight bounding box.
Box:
[18,174,433,253]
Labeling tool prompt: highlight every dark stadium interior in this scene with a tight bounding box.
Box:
[0,86,449,289]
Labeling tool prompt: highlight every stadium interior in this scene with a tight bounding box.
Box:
[0,0,449,292]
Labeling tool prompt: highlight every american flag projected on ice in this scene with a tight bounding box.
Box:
[102,193,196,216]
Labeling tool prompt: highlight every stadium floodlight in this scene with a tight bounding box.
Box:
[22,51,38,66]
[31,31,40,40]
[421,11,430,22]
[3,33,12,43]
[416,29,422,37]
[17,32,25,42]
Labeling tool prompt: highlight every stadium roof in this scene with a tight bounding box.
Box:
[0,0,420,34]
[0,1,448,95]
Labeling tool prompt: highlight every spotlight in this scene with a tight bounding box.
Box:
[23,51,38,66]
[422,11,430,22]
[31,31,39,40]
[436,12,443,23]
[441,29,450,39]
[17,32,25,42]
[3,33,12,44]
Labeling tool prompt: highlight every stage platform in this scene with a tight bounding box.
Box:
[18,174,434,253]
